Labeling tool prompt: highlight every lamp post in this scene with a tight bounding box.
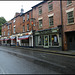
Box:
[30,18,36,47]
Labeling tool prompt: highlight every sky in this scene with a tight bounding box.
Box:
[0,1,42,21]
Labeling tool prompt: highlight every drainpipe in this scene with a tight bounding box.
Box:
[60,0,64,51]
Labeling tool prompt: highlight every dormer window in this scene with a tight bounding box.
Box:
[13,19,16,24]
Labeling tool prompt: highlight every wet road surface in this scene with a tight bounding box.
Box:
[0,46,59,74]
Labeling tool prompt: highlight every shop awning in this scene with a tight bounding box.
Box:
[11,37,16,40]
[18,35,31,40]
[0,38,4,41]
[5,38,10,41]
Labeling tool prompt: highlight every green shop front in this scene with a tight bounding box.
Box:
[35,27,62,50]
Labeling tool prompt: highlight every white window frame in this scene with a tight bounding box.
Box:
[13,27,16,33]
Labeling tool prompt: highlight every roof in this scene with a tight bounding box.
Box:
[32,1,47,9]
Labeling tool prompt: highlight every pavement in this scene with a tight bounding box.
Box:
[12,46,75,56]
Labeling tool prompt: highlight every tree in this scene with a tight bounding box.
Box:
[0,17,7,35]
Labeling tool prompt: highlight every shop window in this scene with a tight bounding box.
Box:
[51,35,59,46]
[49,16,54,26]
[67,11,74,24]
[39,19,42,28]
[35,35,44,46]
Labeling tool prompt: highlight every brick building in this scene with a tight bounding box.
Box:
[62,1,75,50]
[32,1,62,50]
[1,0,75,50]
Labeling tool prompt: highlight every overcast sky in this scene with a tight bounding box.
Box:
[0,1,42,21]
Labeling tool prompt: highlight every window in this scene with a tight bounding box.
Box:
[8,31,10,36]
[27,24,29,31]
[4,32,5,36]
[67,11,74,24]
[8,25,10,29]
[13,27,16,33]
[48,4,53,12]
[49,16,54,26]
[13,19,16,23]
[39,19,42,28]
[51,35,59,46]
[23,25,25,32]
[27,13,29,20]
[67,0,72,5]
[23,15,25,22]
[39,6,42,15]
[35,35,44,46]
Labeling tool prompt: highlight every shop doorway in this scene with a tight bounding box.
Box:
[44,35,49,48]
[67,32,75,50]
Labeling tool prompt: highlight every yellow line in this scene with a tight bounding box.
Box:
[33,50,75,58]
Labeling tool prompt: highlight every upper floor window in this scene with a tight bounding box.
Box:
[27,24,29,31]
[49,16,54,26]
[8,31,10,36]
[48,4,53,12]
[8,25,10,29]
[27,13,29,20]
[4,32,5,36]
[23,15,25,22]
[4,25,5,28]
[23,25,25,32]
[39,6,42,15]
[67,0,72,5]
[13,27,16,33]
[67,11,74,24]
[39,19,42,28]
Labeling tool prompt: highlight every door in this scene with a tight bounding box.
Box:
[44,35,49,48]
[67,33,75,50]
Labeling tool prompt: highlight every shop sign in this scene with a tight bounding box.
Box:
[52,30,57,33]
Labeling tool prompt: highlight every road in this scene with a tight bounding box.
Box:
[0,46,59,74]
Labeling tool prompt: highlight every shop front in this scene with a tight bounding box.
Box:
[18,34,33,47]
[11,36,16,46]
[5,38,11,46]
[35,27,62,50]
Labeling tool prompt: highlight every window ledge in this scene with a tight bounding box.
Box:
[48,10,53,13]
[66,3,72,7]
[49,25,54,28]
[67,22,75,26]
[39,27,43,29]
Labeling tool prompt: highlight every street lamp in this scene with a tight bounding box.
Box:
[30,18,36,48]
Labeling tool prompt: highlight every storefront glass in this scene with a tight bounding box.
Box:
[35,35,44,46]
[35,34,59,47]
